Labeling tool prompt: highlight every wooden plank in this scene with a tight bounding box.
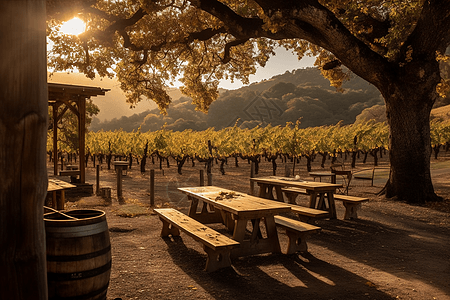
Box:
[154,208,239,250]
[334,195,369,203]
[284,203,329,218]
[274,216,321,232]
[59,170,81,177]
[179,186,292,219]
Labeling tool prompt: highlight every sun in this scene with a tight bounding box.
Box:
[60,17,86,35]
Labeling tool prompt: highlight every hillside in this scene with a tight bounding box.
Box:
[48,72,183,122]
[90,68,384,132]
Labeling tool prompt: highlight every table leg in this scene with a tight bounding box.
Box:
[187,196,199,217]
[264,216,282,254]
[51,191,57,209]
[274,186,284,202]
[317,193,326,210]
[231,216,282,258]
[327,192,337,219]
[232,218,247,242]
[56,191,65,210]
[309,192,318,208]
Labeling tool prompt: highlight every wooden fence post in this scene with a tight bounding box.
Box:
[199,169,204,186]
[250,161,255,195]
[150,169,155,207]
[207,173,213,186]
[96,164,100,195]
[284,164,290,177]
[117,168,123,202]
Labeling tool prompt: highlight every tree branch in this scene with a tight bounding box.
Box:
[222,38,249,63]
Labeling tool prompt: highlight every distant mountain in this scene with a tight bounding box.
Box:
[89,67,385,132]
[48,72,182,121]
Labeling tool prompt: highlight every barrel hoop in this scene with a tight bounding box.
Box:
[47,244,111,262]
[45,221,108,238]
[49,282,109,300]
[47,260,111,281]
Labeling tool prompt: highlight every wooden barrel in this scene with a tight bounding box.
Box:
[44,209,111,300]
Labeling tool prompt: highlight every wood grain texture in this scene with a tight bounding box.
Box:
[0,1,48,299]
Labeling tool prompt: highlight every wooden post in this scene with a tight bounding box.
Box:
[53,103,58,175]
[199,169,204,186]
[150,169,155,207]
[250,161,255,195]
[78,95,86,183]
[117,167,123,201]
[207,173,213,186]
[0,1,48,299]
[284,164,290,177]
[96,164,100,195]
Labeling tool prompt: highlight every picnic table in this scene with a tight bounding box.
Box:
[178,186,292,258]
[250,176,342,219]
[309,171,337,182]
[47,178,76,210]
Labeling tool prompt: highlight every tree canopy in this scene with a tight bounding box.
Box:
[46,0,450,203]
[46,1,449,112]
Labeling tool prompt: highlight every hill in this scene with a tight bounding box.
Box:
[48,72,183,122]
[90,67,384,132]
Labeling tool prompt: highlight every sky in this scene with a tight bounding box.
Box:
[218,48,316,90]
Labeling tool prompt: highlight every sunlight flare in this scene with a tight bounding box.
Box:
[60,17,85,35]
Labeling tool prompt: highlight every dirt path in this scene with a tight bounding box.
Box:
[53,156,450,300]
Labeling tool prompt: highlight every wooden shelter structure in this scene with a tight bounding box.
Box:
[48,83,109,184]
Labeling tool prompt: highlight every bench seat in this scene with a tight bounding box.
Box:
[281,187,308,203]
[283,203,329,223]
[59,170,81,177]
[154,208,239,272]
[274,215,321,254]
[334,195,369,220]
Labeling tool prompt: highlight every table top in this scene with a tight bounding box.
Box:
[178,186,291,218]
[250,176,342,191]
[48,178,76,192]
[309,172,335,176]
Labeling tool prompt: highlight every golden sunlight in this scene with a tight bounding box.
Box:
[60,17,86,35]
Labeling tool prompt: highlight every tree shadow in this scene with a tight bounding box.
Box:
[310,215,450,297]
[162,234,396,300]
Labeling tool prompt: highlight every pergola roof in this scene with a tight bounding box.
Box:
[48,82,109,102]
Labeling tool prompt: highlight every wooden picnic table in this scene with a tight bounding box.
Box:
[309,171,336,183]
[178,186,292,258]
[47,178,76,210]
[249,176,342,219]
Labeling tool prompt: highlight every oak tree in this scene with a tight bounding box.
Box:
[47,0,450,204]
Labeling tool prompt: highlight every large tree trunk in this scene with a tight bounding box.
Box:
[382,65,441,204]
[0,1,48,299]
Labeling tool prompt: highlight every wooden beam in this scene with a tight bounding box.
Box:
[79,95,86,183]
[0,1,48,298]
[53,103,59,176]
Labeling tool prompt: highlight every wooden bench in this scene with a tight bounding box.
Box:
[284,202,329,223]
[154,208,240,272]
[281,187,308,203]
[274,215,321,254]
[59,170,81,183]
[333,195,369,220]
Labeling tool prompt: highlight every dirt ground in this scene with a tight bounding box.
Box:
[52,154,450,300]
